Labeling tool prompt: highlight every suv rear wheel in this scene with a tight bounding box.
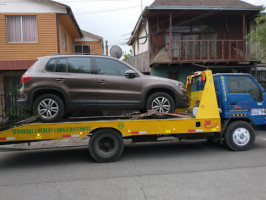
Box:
[146,92,175,118]
[33,94,64,122]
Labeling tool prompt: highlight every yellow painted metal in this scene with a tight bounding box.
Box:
[0,70,221,143]
[186,71,220,118]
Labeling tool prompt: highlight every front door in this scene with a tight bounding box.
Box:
[93,57,142,107]
[226,75,265,126]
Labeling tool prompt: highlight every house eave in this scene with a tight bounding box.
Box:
[81,30,103,40]
[43,0,83,38]
[147,6,263,12]
[128,7,148,45]
[66,6,83,38]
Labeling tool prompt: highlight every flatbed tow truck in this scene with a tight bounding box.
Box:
[0,70,265,162]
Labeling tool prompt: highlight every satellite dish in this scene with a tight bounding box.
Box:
[110,46,122,59]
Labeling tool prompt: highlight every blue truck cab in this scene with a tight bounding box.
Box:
[213,73,266,130]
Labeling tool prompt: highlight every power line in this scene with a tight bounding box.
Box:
[75,6,142,15]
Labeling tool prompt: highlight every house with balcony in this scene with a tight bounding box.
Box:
[0,0,103,94]
[128,0,263,83]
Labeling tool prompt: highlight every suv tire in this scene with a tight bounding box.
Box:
[146,92,175,118]
[33,94,65,122]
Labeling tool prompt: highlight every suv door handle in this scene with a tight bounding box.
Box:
[56,78,65,82]
[230,102,236,105]
[99,80,107,84]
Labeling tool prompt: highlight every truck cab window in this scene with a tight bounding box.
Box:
[227,76,262,102]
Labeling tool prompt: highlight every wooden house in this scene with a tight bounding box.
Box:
[128,0,263,83]
[0,0,103,94]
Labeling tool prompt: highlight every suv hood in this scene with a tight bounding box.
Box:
[144,75,179,82]
[143,75,185,88]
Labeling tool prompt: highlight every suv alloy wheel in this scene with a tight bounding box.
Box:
[146,92,175,118]
[33,94,65,122]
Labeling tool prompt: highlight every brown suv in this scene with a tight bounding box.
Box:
[17,55,187,122]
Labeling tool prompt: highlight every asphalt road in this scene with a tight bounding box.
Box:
[1,136,266,200]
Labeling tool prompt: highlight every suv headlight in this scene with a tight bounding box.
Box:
[173,81,187,94]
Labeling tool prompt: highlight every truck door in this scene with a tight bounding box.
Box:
[225,75,265,126]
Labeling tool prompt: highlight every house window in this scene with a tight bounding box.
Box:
[6,16,37,43]
[61,32,66,50]
[165,22,217,58]
[75,45,91,54]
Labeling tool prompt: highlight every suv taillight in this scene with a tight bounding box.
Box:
[21,75,31,83]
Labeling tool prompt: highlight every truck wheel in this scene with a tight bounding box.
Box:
[89,129,124,163]
[33,94,64,122]
[224,121,255,151]
[146,92,175,118]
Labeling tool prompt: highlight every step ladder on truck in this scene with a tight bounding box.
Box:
[0,70,265,162]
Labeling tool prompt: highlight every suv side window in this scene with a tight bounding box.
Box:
[56,58,67,72]
[227,76,262,102]
[67,57,91,74]
[46,59,57,72]
[95,58,131,76]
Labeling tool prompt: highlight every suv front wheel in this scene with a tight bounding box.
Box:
[146,92,175,118]
[33,94,65,122]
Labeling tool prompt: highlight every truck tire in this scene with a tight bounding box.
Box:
[89,129,124,162]
[33,94,64,122]
[224,121,255,151]
[146,92,175,118]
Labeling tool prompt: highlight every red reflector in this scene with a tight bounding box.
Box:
[21,75,31,83]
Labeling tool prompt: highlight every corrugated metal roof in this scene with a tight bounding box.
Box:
[151,0,261,8]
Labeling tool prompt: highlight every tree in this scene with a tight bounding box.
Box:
[249,15,266,59]
[123,49,133,60]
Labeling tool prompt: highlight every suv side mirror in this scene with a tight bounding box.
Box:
[125,70,137,78]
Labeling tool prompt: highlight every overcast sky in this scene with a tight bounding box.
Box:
[56,0,265,54]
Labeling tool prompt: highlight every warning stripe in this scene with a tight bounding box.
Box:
[231,114,246,117]
[131,131,147,135]
[63,134,80,138]
[0,137,16,141]
[188,129,203,133]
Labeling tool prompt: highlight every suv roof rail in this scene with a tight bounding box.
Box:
[48,53,105,56]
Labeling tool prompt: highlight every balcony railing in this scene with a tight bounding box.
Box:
[155,40,245,64]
